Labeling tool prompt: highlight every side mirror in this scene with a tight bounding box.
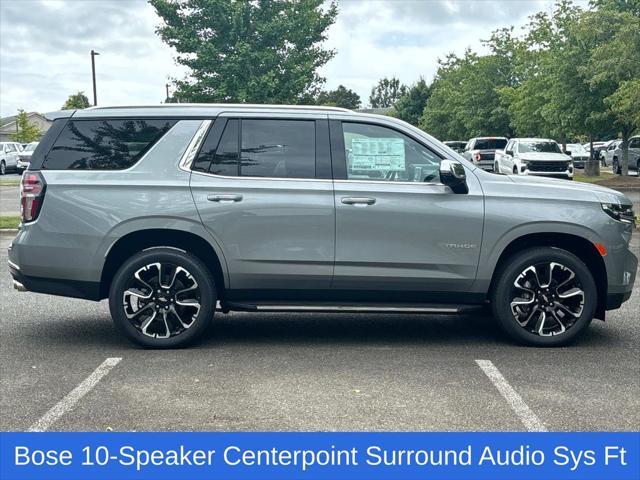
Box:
[505,150,514,156]
[439,160,468,194]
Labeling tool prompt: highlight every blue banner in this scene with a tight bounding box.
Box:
[1,432,638,480]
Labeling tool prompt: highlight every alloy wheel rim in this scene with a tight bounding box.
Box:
[509,262,584,336]
[122,262,201,338]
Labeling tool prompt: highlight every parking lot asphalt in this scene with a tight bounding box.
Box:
[1,234,639,433]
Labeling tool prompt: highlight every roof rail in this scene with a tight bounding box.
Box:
[85,103,352,113]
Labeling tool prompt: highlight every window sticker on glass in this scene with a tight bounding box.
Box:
[349,138,405,172]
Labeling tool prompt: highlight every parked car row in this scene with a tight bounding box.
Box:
[0,141,38,175]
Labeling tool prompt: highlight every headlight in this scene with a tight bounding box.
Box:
[601,203,635,224]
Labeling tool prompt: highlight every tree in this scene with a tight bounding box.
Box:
[369,77,407,108]
[10,110,41,143]
[62,91,91,110]
[316,85,361,109]
[420,46,514,140]
[150,0,338,104]
[579,6,640,174]
[393,77,431,126]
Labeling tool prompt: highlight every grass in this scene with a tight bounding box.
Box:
[0,177,21,186]
[0,216,20,229]
[573,171,615,184]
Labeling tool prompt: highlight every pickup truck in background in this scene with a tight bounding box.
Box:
[462,137,508,171]
[494,138,574,179]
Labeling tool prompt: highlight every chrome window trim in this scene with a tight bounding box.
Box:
[334,179,444,187]
[178,119,212,173]
[190,169,333,183]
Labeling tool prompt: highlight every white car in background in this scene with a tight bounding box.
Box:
[0,141,23,175]
[601,140,622,167]
[564,143,589,169]
[16,141,38,173]
[494,138,574,179]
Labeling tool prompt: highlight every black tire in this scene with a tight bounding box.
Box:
[613,157,620,174]
[109,247,216,348]
[0,161,5,175]
[513,166,518,175]
[491,247,596,347]
[494,162,499,174]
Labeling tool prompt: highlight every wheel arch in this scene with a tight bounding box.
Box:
[488,232,607,320]
[100,229,227,300]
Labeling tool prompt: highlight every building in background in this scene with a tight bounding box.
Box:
[0,112,52,142]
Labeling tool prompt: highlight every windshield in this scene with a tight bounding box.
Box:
[474,138,507,150]
[519,141,562,154]
[25,143,37,152]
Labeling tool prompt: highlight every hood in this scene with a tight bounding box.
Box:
[507,174,632,205]
[519,152,572,162]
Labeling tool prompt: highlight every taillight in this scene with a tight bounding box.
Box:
[473,152,482,162]
[20,171,46,223]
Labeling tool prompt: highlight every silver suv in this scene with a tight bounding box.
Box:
[8,105,637,348]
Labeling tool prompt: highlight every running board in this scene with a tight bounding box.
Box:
[218,301,483,314]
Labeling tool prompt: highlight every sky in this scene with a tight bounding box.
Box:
[0,0,588,117]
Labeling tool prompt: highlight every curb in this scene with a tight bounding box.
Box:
[0,229,18,235]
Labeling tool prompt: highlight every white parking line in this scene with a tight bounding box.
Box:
[27,357,122,432]
[475,359,547,432]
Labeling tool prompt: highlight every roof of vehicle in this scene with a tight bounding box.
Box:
[70,103,353,119]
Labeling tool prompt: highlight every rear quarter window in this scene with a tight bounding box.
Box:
[44,119,177,170]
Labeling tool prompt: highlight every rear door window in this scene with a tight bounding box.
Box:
[44,119,177,170]
[194,119,317,179]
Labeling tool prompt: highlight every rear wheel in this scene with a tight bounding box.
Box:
[513,166,518,175]
[491,247,596,347]
[613,157,620,174]
[0,161,5,175]
[109,248,216,348]
[494,162,499,174]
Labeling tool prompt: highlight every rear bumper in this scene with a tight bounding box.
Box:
[8,261,101,301]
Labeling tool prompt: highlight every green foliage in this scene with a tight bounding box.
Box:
[393,77,431,126]
[9,110,41,143]
[149,0,337,104]
[417,0,638,166]
[62,91,91,110]
[420,48,513,139]
[316,85,361,109]
[369,77,407,108]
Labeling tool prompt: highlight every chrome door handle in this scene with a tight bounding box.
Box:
[341,197,376,206]
[207,194,243,202]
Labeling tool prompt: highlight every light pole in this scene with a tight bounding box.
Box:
[91,50,100,106]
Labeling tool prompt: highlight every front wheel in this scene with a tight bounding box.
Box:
[109,248,216,348]
[491,247,596,347]
[0,161,5,175]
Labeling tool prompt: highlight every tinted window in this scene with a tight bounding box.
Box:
[240,120,315,178]
[474,138,507,150]
[342,123,441,182]
[44,119,177,170]
[195,120,239,176]
[630,138,640,148]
